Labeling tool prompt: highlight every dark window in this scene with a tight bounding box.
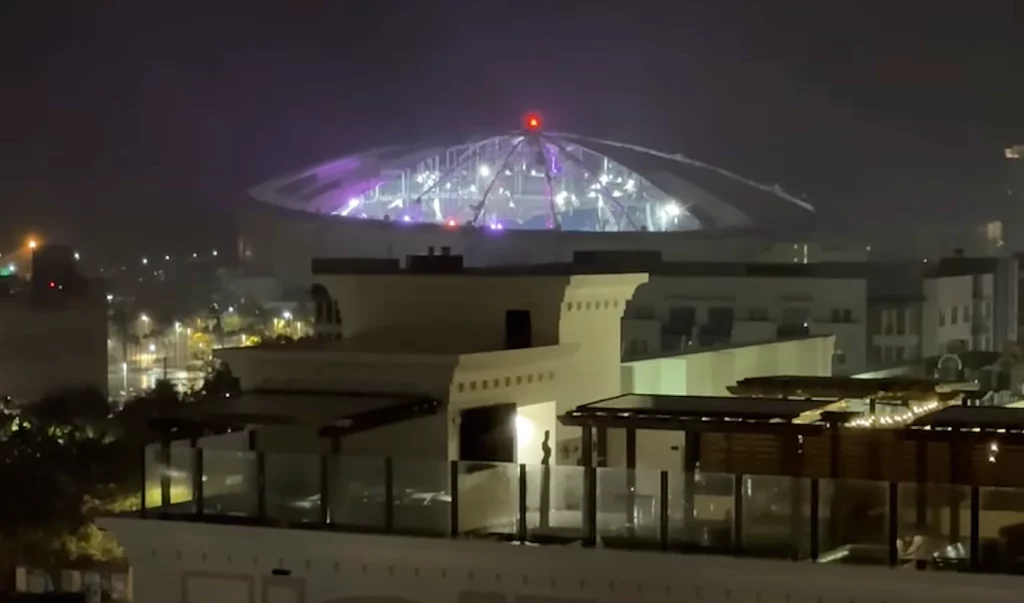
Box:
[667,306,696,331]
[505,309,532,349]
[460,404,516,464]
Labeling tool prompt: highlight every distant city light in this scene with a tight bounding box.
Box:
[478,164,491,178]
[192,252,198,259]
[148,343,156,353]
[164,255,170,261]
[212,249,218,257]
[140,313,149,322]
[141,257,148,266]
[282,311,293,320]
[73,251,80,261]
[106,294,113,302]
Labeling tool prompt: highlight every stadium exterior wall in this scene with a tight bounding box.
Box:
[237,203,1006,290]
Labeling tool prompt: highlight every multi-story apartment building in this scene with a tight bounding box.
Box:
[622,257,1010,375]
[0,245,108,402]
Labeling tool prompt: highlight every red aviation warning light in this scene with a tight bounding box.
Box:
[523,113,543,132]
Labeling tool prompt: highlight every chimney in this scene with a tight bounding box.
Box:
[427,246,435,256]
[441,246,451,256]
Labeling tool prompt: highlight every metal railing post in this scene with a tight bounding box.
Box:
[518,464,528,542]
[192,447,205,517]
[384,457,394,532]
[449,460,459,538]
[659,471,669,550]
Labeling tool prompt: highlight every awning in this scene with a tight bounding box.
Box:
[560,393,830,434]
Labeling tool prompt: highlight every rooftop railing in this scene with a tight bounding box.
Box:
[136,445,1024,574]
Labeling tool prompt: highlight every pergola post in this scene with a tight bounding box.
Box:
[625,427,637,535]
[582,425,597,547]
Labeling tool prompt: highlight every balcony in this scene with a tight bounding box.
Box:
[130,446,1024,574]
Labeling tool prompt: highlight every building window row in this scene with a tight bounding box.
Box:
[880,307,915,335]
[566,299,620,313]
[939,303,976,327]
[875,344,918,364]
[625,339,649,357]
[830,308,854,323]
[456,371,556,393]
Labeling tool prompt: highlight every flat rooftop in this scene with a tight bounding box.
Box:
[151,390,441,437]
[729,376,965,401]
[312,254,1000,279]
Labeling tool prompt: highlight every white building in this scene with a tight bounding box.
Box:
[211,256,647,467]
[0,277,107,402]
[97,257,1024,603]
[621,257,1007,376]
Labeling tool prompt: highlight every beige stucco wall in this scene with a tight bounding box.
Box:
[620,335,834,398]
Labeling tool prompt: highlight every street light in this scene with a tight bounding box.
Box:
[27,239,37,250]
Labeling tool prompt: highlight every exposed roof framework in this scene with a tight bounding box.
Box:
[560,393,829,435]
[250,126,816,233]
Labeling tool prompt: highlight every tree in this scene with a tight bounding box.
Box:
[0,369,240,588]
[0,390,129,590]
[111,379,188,448]
[21,388,113,437]
[197,364,241,400]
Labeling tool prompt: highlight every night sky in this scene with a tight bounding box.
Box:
[1,1,1022,259]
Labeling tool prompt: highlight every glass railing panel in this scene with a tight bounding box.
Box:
[668,472,735,552]
[165,444,195,515]
[142,444,194,512]
[142,444,162,510]
[265,452,321,524]
[392,459,450,536]
[596,467,662,549]
[741,475,809,559]
[332,456,387,529]
[201,449,259,518]
[816,478,890,566]
[896,483,971,570]
[457,461,518,539]
[525,464,585,543]
[978,486,1024,573]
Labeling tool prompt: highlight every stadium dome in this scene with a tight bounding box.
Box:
[249,116,815,233]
